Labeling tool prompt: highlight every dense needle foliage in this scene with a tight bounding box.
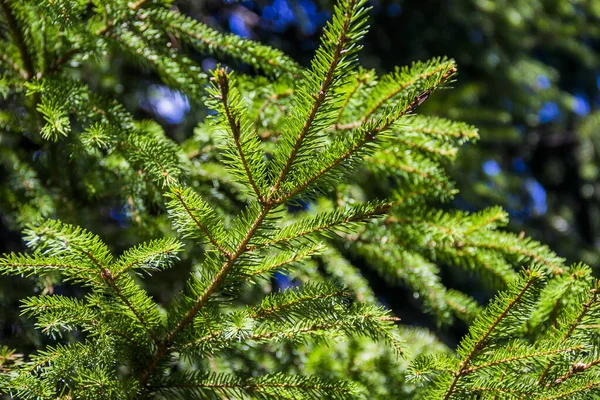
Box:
[1,0,600,399]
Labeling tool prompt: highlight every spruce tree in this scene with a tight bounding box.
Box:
[0,0,600,399]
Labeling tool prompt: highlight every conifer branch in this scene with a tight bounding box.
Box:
[477,240,565,275]
[247,315,398,343]
[401,115,479,141]
[455,386,533,396]
[149,372,356,399]
[550,358,600,387]
[141,8,301,78]
[47,0,149,75]
[367,153,452,190]
[278,71,454,203]
[246,202,391,251]
[333,66,456,132]
[363,63,453,124]
[558,288,598,344]
[0,255,99,283]
[248,321,349,341]
[250,284,351,319]
[113,238,183,278]
[6,1,596,397]
[243,243,325,279]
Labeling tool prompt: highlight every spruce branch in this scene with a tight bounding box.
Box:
[400,115,479,143]
[540,380,600,400]
[241,243,326,280]
[214,68,267,203]
[141,8,301,79]
[364,60,455,118]
[20,295,99,338]
[550,358,600,388]
[472,232,566,275]
[113,237,184,278]
[82,250,161,346]
[249,282,351,320]
[24,220,161,345]
[5,1,594,397]
[462,345,584,375]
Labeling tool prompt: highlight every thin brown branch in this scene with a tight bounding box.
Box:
[463,346,583,375]
[550,358,600,388]
[538,289,598,384]
[216,69,265,203]
[245,204,391,252]
[83,250,160,346]
[333,63,454,132]
[171,188,232,259]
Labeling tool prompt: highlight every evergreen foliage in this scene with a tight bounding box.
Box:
[0,0,599,399]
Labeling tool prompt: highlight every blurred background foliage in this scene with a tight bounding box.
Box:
[2,0,600,362]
